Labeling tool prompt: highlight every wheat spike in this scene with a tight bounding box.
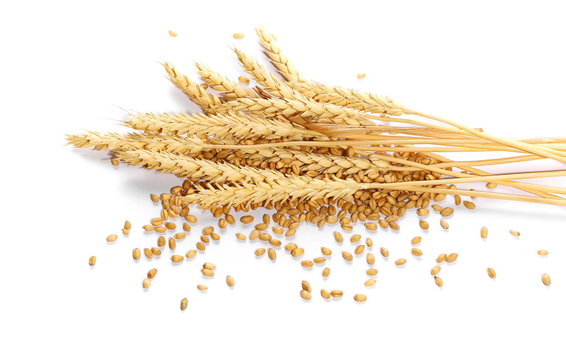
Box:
[255,28,406,115]
[182,176,360,208]
[195,63,258,100]
[163,62,223,111]
[116,149,288,183]
[211,97,374,126]
[234,48,309,101]
[68,131,389,176]
[123,112,326,140]
[255,27,304,83]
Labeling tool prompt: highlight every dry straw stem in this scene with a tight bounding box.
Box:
[125,112,326,141]
[255,27,406,115]
[195,63,258,100]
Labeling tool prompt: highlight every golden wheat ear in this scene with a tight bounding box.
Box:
[255,27,303,83]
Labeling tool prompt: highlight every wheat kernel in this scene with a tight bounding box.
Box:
[434,276,443,287]
[510,229,520,237]
[331,290,343,298]
[203,262,216,271]
[364,279,376,287]
[367,269,378,276]
[156,236,165,247]
[431,265,441,275]
[165,222,176,230]
[411,236,422,245]
[537,249,549,256]
[132,248,141,260]
[268,248,277,260]
[171,255,184,263]
[143,225,154,232]
[436,253,447,263]
[259,233,272,241]
[272,226,284,234]
[365,222,377,231]
[174,233,186,240]
[417,208,429,216]
[301,280,312,292]
[186,215,197,223]
[211,233,220,241]
[321,247,332,256]
[411,248,423,257]
[365,253,375,265]
[150,194,159,202]
[240,215,254,224]
[197,284,208,291]
[333,231,344,243]
[176,298,190,315]
[285,243,298,252]
[481,227,488,239]
[356,73,366,79]
[463,201,476,209]
[151,247,161,256]
[168,30,178,37]
[236,233,247,241]
[186,250,197,259]
[300,290,312,301]
[168,238,177,250]
[366,237,374,247]
[182,223,191,232]
[301,260,314,268]
[225,214,235,225]
[144,248,153,259]
[249,230,260,240]
[313,257,326,264]
[322,267,331,277]
[440,207,454,217]
[342,251,353,261]
[380,247,389,258]
[446,253,459,263]
[88,256,96,266]
[202,226,213,235]
[238,75,250,84]
[285,229,296,237]
[142,278,151,289]
[233,32,245,39]
[226,275,235,287]
[542,273,551,286]
[255,248,266,257]
[269,239,282,247]
[355,245,365,255]
[440,220,449,230]
[419,220,429,230]
[291,248,305,257]
[147,268,158,279]
[354,294,367,302]
[106,234,118,242]
[255,223,268,231]
[487,267,496,279]
[395,258,407,266]
[201,269,214,277]
[350,234,362,243]
[321,289,331,299]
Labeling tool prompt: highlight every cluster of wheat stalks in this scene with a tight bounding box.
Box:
[68,28,566,229]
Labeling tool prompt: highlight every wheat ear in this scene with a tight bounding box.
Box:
[115,149,289,183]
[255,28,406,115]
[255,27,304,83]
[195,63,258,100]
[211,97,375,126]
[163,62,223,111]
[234,48,309,101]
[123,112,326,140]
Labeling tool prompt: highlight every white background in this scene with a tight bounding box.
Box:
[2,1,566,359]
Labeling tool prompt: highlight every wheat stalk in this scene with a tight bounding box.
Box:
[195,63,258,100]
[123,112,326,140]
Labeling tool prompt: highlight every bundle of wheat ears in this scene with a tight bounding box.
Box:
[68,28,566,233]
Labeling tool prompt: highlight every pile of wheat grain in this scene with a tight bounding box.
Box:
[69,28,565,308]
